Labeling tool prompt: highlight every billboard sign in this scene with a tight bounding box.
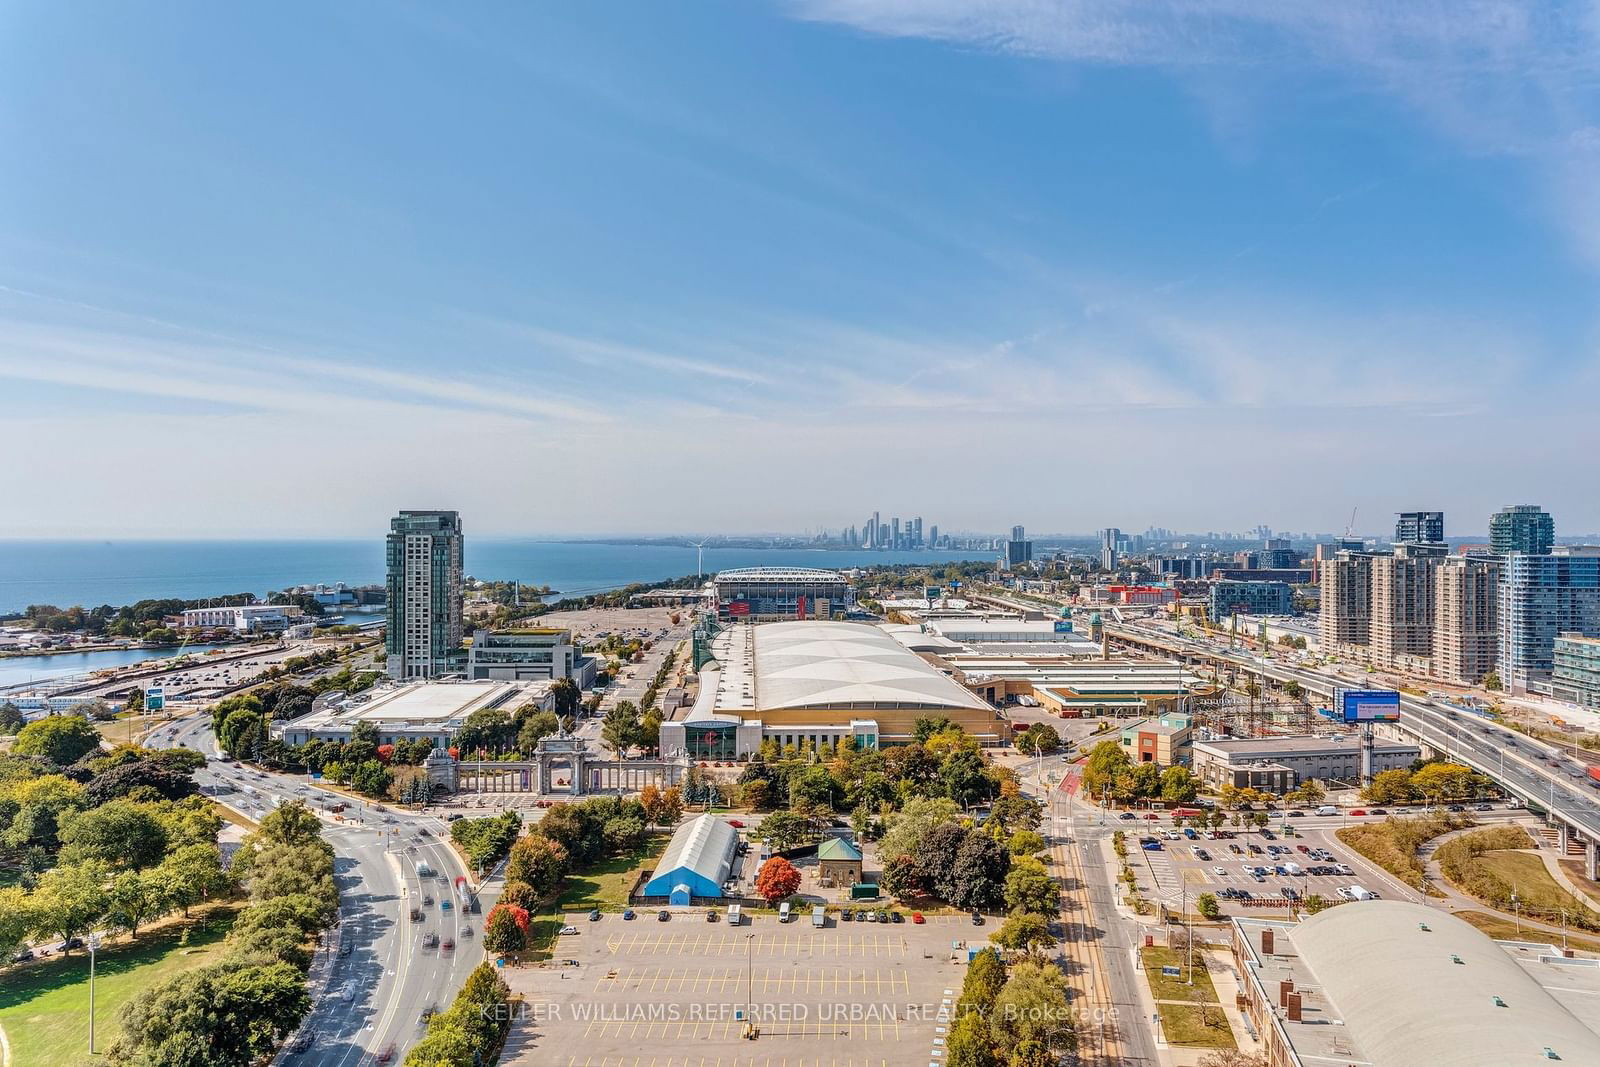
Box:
[925,586,943,601]
[1053,619,1073,633]
[726,600,751,617]
[144,687,165,712]
[1338,689,1400,723]
[950,580,962,590]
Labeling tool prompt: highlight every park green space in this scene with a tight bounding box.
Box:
[1139,945,1219,1003]
[1158,1003,1237,1049]
[0,905,238,1067]
[526,835,669,960]
[1475,850,1600,924]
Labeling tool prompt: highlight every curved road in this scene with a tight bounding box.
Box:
[147,713,496,1066]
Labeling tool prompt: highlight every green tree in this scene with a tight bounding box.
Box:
[504,835,569,896]
[0,701,25,734]
[1006,830,1046,857]
[1482,670,1503,692]
[949,831,1011,911]
[947,1011,998,1067]
[483,905,528,954]
[1003,856,1058,915]
[602,700,641,754]
[106,869,171,939]
[994,911,1056,953]
[958,947,1007,1016]
[0,886,34,960]
[1412,762,1476,804]
[516,710,561,752]
[13,714,103,765]
[2,774,87,852]
[59,799,169,870]
[1079,740,1133,803]
[1363,768,1417,805]
[1160,766,1199,805]
[30,862,109,951]
[1196,892,1220,920]
[989,960,1075,1052]
[755,810,814,852]
[877,796,960,863]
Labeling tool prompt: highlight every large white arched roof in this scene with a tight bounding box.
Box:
[1291,900,1600,1066]
[750,621,990,712]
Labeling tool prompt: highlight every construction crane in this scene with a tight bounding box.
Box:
[1343,507,1358,540]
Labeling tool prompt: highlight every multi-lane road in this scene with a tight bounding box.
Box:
[146,713,494,1066]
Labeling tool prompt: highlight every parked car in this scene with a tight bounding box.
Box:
[841,909,853,922]
[623,908,635,920]
[971,911,985,926]
[658,910,670,921]
[588,909,601,922]
[912,912,925,924]
[559,925,579,935]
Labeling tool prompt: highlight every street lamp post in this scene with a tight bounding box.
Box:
[745,932,755,1038]
[86,934,101,1054]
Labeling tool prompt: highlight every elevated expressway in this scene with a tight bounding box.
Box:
[1105,621,1600,878]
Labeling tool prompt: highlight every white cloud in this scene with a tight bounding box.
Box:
[787,1,1600,265]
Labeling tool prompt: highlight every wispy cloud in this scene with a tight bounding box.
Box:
[787,1,1600,264]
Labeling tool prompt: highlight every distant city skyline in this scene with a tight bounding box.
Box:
[2,3,1597,537]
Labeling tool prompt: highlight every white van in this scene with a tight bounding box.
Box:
[779,902,791,923]
[1348,885,1376,901]
[1315,805,1338,817]
[727,904,742,925]
[812,905,826,928]
[1284,863,1304,876]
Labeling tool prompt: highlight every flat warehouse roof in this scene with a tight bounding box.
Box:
[1196,735,1418,758]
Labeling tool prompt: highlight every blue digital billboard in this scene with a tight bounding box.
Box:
[1339,689,1400,723]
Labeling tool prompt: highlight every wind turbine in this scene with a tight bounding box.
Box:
[688,539,708,579]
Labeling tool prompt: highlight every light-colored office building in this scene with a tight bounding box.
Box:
[385,510,464,680]
[1432,556,1499,685]
[466,628,583,682]
[271,679,546,747]
[1191,734,1419,789]
[180,604,300,633]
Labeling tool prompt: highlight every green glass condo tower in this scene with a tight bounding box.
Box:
[1489,504,1554,556]
[385,510,464,679]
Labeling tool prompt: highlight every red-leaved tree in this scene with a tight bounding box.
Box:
[755,856,802,903]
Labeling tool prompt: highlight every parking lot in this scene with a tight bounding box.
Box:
[504,911,989,1067]
[1120,807,1540,913]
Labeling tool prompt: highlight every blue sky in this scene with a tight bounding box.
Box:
[2,1,1597,538]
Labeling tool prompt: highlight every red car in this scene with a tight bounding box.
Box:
[727,819,745,828]
[1143,813,1160,820]
[912,912,925,924]
[1350,809,1367,816]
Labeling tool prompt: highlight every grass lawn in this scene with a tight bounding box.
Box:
[0,905,238,1067]
[1475,851,1600,925]
[1455,910,1600,954]
[1139,946,1219,1003]
[553,835,669,913]
[523,836,671,962]
[1157,1003,1237,1049]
